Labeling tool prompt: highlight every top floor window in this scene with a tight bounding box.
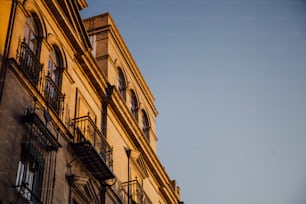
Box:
[130,90,138,121]
[24,14,42,56]
[18,13,43,86]
[89,34,96,57]
[118,68,126,100]
[141,110,150,142]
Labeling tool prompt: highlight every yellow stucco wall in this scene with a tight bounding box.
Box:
[0,0,12,55]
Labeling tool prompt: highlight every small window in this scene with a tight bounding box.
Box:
[118,68,126,100]
[89,34,96,57]
[130,90,138,121]
[141,110,150,141]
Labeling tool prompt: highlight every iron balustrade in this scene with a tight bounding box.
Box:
[18,40,43,86]
[17,40,65,117]
[43,75,65,115]
[72,115,113,170]
[15,184,43,204]
[15,111,60,204]
[122,180,153,204]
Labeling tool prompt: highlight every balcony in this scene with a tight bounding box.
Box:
[69,115,114,181]
[43,75,65,114]
[18,40,43,86]
[17,41,65,116]
[122,180,152,204]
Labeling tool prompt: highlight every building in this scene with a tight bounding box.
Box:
[0,1,183,204]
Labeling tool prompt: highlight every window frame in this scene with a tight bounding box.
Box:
[24,13,42,57]
[48,45,63,87]
[15,151,44,202]
[15,112,60,203]
[117,68,127,100]
[141,110,150,142]
[130,90,139,121]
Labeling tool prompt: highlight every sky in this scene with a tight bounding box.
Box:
[81,1,306,204]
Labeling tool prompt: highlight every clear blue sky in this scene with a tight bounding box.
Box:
[81,1,306,203]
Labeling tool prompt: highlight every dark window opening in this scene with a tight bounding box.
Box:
[118,68,126,100]
[142,110,150,142]
[130,91,138,121]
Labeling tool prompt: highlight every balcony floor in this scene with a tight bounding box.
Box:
[70,141,115,181]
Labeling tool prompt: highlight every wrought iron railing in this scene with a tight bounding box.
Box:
[72,115,113,170]
[15,111,60,204]
[17,40,65,117]
[15,183,43,204]
[18,40,43,86]
[122,180,153,204]
[43,75,65,114]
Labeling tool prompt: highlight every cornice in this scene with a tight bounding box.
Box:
[43,0,91,55]
[76,0,88,10]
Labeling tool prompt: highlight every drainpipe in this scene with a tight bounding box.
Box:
[125,148,132,204]
[99,84,114,203]
[101,101,107,137]
[66,173,75,204]
[73,87,78,141]
[102,83,115,137]
[0,0,18,104]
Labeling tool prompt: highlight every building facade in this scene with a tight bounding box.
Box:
[0,1,183,204]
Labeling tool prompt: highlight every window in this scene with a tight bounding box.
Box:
[141,110,150,141]
[15,113,60,203]
[130,90,138,121]
[118,68,126,100]
[48,46,63,87]
[19,13,43,86]
[24,13,41,55]
[15,144,44,202]
[89,34,96,57]
[45,45,65,113]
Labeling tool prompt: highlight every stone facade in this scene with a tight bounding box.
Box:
[0,1,183,204]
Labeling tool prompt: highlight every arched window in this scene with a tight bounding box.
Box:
[141,110,150,141]
[130,90,138,121]
[19,13,43,86]
[45,45,64,114]
[48,46,63,87]
[24,13,42,55]
[118,68,126,100]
